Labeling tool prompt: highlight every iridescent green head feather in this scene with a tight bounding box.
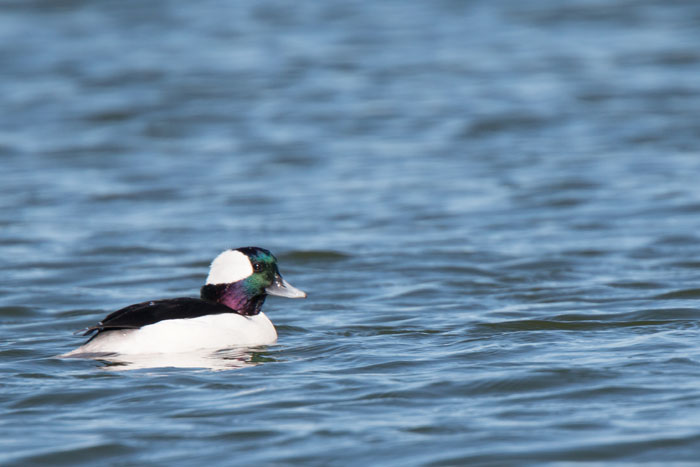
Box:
[238,247,279,295]
[201,246,306,315]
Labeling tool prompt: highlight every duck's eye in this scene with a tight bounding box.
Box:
[252,262,263,272]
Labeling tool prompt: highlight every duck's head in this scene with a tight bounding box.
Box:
[200,247,306,315]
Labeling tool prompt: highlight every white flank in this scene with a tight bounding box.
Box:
[205,249,253,285]
[61,312,277,356]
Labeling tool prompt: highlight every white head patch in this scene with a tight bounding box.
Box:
[206,250,254,285]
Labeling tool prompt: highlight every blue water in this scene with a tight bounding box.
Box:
[3,0,700,464]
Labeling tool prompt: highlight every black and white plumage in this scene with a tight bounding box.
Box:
[62,247,306,356]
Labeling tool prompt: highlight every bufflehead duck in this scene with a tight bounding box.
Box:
[62,247,306,356]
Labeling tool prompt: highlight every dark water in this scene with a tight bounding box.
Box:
[3,0,700,464]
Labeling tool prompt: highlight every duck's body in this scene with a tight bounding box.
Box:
[64,310,277,355]
[62,247,305,357]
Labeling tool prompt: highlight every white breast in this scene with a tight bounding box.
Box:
[63,312,277,356]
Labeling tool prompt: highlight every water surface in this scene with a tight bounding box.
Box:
[2,0,700,464]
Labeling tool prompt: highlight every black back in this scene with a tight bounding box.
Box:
[80,297,235,336]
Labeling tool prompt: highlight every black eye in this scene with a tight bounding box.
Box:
[253,262,263,272]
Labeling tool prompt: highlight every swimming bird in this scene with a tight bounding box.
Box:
[62,247,306,356]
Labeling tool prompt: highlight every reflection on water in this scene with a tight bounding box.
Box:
[64,347,270,372]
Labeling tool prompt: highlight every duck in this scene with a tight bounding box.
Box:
[61,247,306,356]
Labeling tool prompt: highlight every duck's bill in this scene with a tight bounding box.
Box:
[266,275,307,298]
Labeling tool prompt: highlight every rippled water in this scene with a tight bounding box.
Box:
[3,0,700,464]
